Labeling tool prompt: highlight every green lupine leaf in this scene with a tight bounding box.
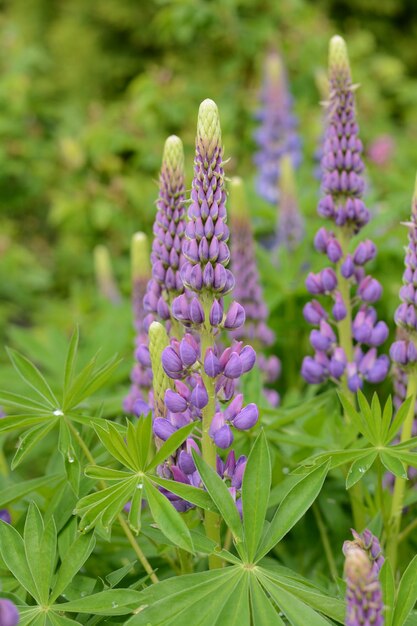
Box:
[7,348,58,408]
[127,483,143,534]
[259,575,332,626]
[346,451,377,489]
[143,477,194,552]
[12,420,58,469]
[135,413,153,469]
[94,422,137,470]
[75,476,137,532]
[381,395,394,444]
[38,517,57,604]
[151,475,218,513]
[0,414,52,434]
[0,474,63,508]
[391,451,417,468]
[214,574,250,625]
[250,577,285,625]
[300,449,367,472]
[124,569,241,626]
[357,390,378,444]
[23,503,44,601]
[0,390,49,413]
[388,396,413,442]
[338,392,372,441]
[85,466,134,481]
[52,589,143,615]
[393,554,417,626]
[192,451,244,546]
[380,451,407,478]
[147,421,196,471]
[0,520,39,600]
[48,613,81,626]
[256,461,329,561]
[242,430,271,561]
[50,532,96,603]
[63,327,79,393]
[380,560,395,626]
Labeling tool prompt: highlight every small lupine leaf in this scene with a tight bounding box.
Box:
[146,421,196,471]
[346,451,377,489]
[75,476,137,532]
[256,461,329,561]
[94,423,137,470]
[143,477,194,553]
[50,532,96,603]
[49,613,81,626]
[63,327,79,393]
[124,568,241,626]
[12,420,58,469]
[0,474,63,509]
[298,449,367,472]
[0,520,39,601]
[380,451,407,478]
[391,451,417,468]
[136,413,153,469]
[6,347,58,408]
[0,414,52,434]
[259,575,333,626]
[357,390,379,445]
[381,395,393,444]
[52,589,143,615]
[250,577,285,625]
[213,573,250,625]
[127,483,143,534]
[151,475,218,512]
[338,392,372,441]
[242,430,271,561]
[393,554,417,626]
[0,390,49,412]
[85,466,134,481]
[192,451,244,546]
[24,503,44,601]
[387,396,413,442]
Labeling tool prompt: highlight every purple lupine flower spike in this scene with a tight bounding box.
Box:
[123,233,153,417]
[254,48,302,205]
[343,529,384,626]
[144,135,186,323]
[301,36,389,392]
[277,155,304,251]
[229,176,281,405]
[0,599,19,626]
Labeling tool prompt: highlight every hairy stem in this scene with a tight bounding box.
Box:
[386,373,417,571]
[66,419,159,584]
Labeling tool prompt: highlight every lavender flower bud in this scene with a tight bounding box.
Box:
[204,348,222,377]
[224,302,246,330]
[0,600,19,626]
[233,403,259,430]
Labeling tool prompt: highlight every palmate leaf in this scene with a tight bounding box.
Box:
[345,451,378,489]
[75,476,138,533]
[51,589,143,615]
[250,577,286,626]
[50,532,96,603]
[0,474,63,508]
[0,519,39,600]
[6,347,58,409]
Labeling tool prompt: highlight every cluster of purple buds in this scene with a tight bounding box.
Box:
[254,48,302,205]
[343,528,384,626]
[302,36,389,392]
[0,599,19,626]
[390,178,417,373]
[123,233,153,417]
[144,135,187,323]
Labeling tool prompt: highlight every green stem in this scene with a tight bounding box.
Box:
[312,502,338,580]
[376,457,387,539]
[200,297,223,570]
[66,419,159,584]
[386,373,417,571]
[177,548,193,574]
[336,227,366,531]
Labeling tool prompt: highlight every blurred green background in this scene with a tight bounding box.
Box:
[1,0,417,402]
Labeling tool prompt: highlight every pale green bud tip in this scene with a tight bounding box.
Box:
[266,51,283,82]
[148,321,171,414]
[329,35,350,76]
[229,176,249,221]
[197,99,221,151]
[131,232,150,280]
[163,135,184,173]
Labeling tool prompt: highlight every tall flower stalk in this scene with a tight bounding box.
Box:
[301,36,389,397]
[276,155,304,252]
[229,176,281,405]
[254,48,301,206]
[159,100,259,566]
[387,176,417,569]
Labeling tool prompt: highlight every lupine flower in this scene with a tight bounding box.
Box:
[254,49,301,205]
[390,178,417,374]
[276,155,304,251]
[93,244,121,304]
[0,599,19,626]
[0,510,11,524]
[229,176,281,406]
[302,36,389,392]
[143,135,186,324]
[123,233,153,417]
[343,529,384,626]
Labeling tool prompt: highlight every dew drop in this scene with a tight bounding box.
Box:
[53,409,64,416]
[282,467,289,475]
[111,602,118,608]
[137,484,143,489]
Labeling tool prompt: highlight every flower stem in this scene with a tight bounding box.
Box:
[336,227,366,531]
[66,419,159,584]
[386,372,417,571]
[200,298,223,569]
[312,502,338,580]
